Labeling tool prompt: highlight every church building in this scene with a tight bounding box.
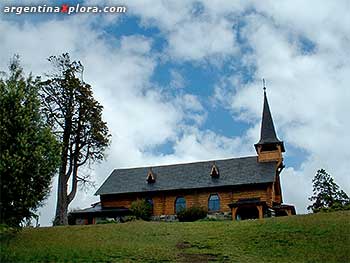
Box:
[70,88,296,224]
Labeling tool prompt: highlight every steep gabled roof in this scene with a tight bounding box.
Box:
[255,90,285,151]
[95,156,277,195]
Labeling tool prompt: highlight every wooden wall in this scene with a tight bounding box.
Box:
[256,145,283,163]
[100,183,276,216]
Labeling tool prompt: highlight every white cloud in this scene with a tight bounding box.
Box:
[0,16,187,225]
[172,127,252,161]
[1,1,349,225]
[212,3,350,212]
[1,7,235,225]
[127,0,240,62]
[167,18,237,61]
[126,1,192,30]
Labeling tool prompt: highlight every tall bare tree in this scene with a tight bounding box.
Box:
[41,53,110,225]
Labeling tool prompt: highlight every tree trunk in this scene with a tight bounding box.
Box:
[67,110,83,205]
[54,168,68,225]
[54,142,69,225]
[54,100,73,225]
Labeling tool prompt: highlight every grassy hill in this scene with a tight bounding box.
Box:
[1,211,349,262]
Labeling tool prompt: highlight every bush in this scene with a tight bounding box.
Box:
[96,219,120,225]
[130,199,152,221]
[176,206,207,222]
[123,215,137,222]
[319,202,350,213]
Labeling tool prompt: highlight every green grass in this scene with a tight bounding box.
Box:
[1,211,349,262]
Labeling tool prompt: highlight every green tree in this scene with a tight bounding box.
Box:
[41,53,110,225]
[0,56,60,227]
[308,169,349,213]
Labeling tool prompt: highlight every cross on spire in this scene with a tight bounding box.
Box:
[262,78,266,92]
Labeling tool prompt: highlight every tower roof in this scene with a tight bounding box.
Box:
[255,89,285,152]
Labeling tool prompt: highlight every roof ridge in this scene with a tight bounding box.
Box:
[113,155,258,171]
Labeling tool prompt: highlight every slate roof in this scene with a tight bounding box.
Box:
[255,91,285,151]
[95,156,277,195]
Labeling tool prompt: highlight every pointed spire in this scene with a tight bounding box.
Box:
[255,80,285,152]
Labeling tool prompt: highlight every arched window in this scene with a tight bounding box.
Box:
[208,194,220,211]
[175,197,186,213]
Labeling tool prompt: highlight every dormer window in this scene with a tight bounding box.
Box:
[146,168,156,183]
[210,163,219,178]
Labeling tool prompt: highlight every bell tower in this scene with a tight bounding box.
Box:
[254,81,285,168]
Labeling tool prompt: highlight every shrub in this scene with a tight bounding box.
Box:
[130,199,152,221]
[122,215,137,222]
[96,219,120,225]
[319,202,350,213]
[177,206,207,222]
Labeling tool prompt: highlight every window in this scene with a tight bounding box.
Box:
[146,168,156,183]
[210,163,219,178]
[175,197,186,213]
[260,144,278,152]
[145,198,154,213]
[208,194,220,211]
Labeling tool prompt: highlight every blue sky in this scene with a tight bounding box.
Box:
[1,0,349,226]
[88,9,308,167]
